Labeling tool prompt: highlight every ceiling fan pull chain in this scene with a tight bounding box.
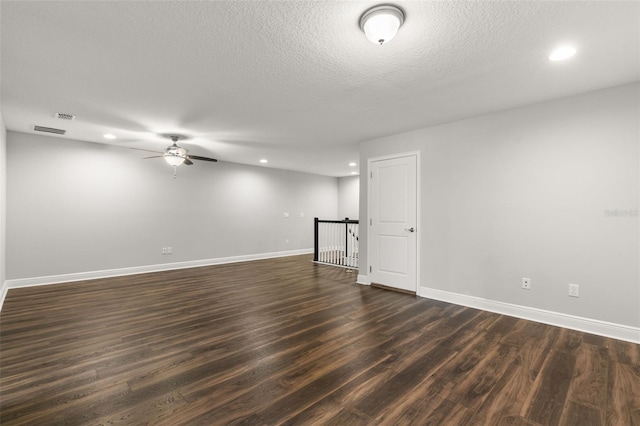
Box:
[173,166,177,179]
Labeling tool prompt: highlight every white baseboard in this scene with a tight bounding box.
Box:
[418,286,640,344]
[0,281,8,311]
[1,249,313,310]
[357,274,370,285]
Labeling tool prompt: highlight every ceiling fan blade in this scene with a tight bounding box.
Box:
[131,147,165,154]
[184,158,194,165]
[143,156,165,159]
[188,155,218,162]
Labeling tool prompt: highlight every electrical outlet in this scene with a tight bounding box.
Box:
[167,247,172,254]
[522,278,531,290]
[283,212,289,218]
[569,283,579,297]
[285,239,289,245]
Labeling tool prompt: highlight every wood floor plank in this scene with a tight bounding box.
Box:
[295,363,397,414]
[1,254,638,425]
[451,342,521,411]
[470,355,531,425]
[352,343,456,417]
[372,366,454,424]
[607,338,640,367]
[559,401,604,426]
[606,361,640,426]
[410,397,474,425]
[88,390,188,426]
[525,350,577,425]
[565,343,609,413]
[553,328,584,356]
[321,407,373,426]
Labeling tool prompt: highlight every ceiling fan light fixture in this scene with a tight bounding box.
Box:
[360,5,405,45]
[165,155,186,166]
[131,133,217,177]
[164,140,188,166]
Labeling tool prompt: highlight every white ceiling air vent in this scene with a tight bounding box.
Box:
[33,125,66,135]
[55,112,75,120]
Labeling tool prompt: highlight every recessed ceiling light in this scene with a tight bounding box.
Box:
[549,45,576,61]
[260,159,268,164]
[351,171,359,175]
[349,162,357,167]
[103,133,116,139]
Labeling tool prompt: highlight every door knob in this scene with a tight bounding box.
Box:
[405,227,415,232]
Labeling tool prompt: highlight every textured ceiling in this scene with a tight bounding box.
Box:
[2,1,639,176]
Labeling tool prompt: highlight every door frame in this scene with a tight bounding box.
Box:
[366,151,421,292]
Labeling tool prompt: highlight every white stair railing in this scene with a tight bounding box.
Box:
[314,218,359,269]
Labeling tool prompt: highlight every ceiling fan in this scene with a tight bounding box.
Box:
[132,134,217,178]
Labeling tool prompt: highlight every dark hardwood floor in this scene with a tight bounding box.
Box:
[1,255,638,425]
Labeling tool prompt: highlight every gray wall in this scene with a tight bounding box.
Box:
[359,82,639,328]
[0,115,6,289]
[7,132,338,279]
[338,175,359,220]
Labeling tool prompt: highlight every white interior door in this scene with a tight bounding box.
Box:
[369,155,417,292]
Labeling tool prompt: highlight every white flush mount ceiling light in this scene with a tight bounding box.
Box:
[348,162,357,167]
[260,159,268,164]
[359,5,405,45]
[103,133,116,139]
[549,45,577,61]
